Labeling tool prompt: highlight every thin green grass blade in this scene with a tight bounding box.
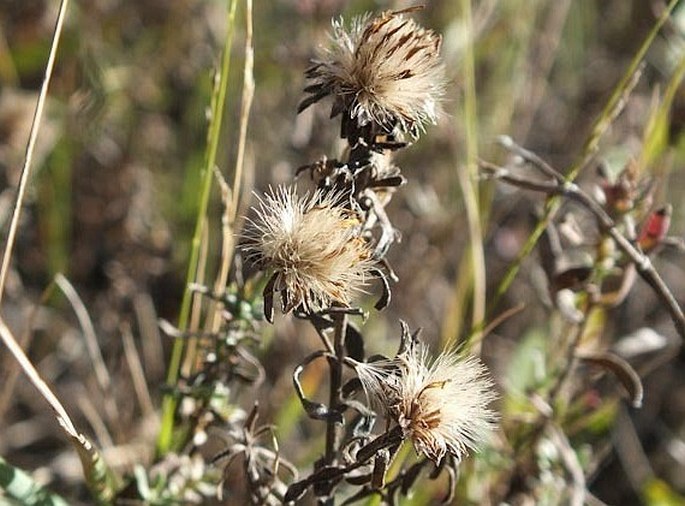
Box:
[444,0,486,351]
[157,0,239,455]
[640,52,685,170]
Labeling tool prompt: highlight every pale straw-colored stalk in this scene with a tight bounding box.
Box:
[207,0,254,335]
[158,0,240,454]
[443,0,486,353]
[0,0,68,305]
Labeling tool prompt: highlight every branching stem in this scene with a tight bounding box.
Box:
[480,159,685,339]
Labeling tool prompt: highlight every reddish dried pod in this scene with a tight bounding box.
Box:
[638,205,672,253]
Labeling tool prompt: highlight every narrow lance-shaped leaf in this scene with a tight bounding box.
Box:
[577,351,644,408]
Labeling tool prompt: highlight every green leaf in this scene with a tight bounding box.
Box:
[642,478,685,506]
[0,457,69,506]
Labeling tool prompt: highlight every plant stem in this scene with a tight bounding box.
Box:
[480,0,679,328]
[325,312,347,463]
[288,426,405,503]
[445,0,486,353]
[157,0,238,455]
[0,0,69,306]
[480,160,685,339]
[320,312,347,504]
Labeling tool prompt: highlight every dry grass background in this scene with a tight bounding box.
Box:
[2,0,685,504]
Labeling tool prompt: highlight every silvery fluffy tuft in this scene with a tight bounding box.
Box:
[299,9,445,140]
[354,337,497,464]
[242,186,374,318]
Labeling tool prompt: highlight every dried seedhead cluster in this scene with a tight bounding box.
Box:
[299,7,445,144]
[234,7,498,505]
[8,2,685,506]
[242,186,374,321]
[354,324,497,465]
[245,8,448,321]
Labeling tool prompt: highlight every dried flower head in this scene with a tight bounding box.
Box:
[242,186,374,320]
[354,333,497,464]
[300,8,445,141]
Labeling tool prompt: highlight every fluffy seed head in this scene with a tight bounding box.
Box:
[355,342,497,464]
[300,9,445,139]
[242,186,374,314]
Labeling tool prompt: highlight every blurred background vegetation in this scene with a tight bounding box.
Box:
[2,0,685,504]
